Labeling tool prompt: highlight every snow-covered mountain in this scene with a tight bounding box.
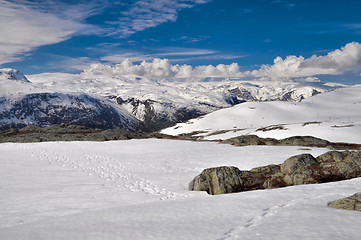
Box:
[162,84,361,144]
[0,92,139,131]
[0,67,341,131]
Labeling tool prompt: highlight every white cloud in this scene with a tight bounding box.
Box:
[108,0,210,38]
[82,58,244,80]
[85,42,361,82]
[250,42,361,79]
[303,42,361,70]
[0,0,100,64]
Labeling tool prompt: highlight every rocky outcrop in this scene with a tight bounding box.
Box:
[189,150,361,195]
[222,135,329,147]
[222,135,361,150]
[328,193,361,211]
[0,124,167,143]
[280,136,329,147]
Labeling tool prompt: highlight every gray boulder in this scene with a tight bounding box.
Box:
[280,154,319,185]
[189,166,245,195]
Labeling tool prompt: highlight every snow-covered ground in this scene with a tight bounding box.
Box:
[1,139,360,239]
[162,84,361,143]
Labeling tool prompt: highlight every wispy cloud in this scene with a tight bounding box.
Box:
[0,0,101,64]
[101,52,153,63]
[45,55,98,72]
[107,0,210,38]
[0,0,211,65]
[171,35,211,43]
[155,47,217,56]
[100,47,218,63]
[170,54,248,63]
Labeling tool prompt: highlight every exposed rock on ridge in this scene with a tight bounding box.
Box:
[0,124,166,143]
[222,135,361,150]
[189,150,361,195]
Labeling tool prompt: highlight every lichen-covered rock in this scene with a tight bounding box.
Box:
[279,136,329,147]
[315,151,361,181]
[280,154,319,185]
[250,164,280,175]
[189,166,245,195]
[343,150,361,177]
[221,135,269,146]
[328,193,361,211]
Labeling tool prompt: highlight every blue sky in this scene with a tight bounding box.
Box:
[1,0,361,84]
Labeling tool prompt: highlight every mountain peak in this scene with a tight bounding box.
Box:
[0,68,30,82]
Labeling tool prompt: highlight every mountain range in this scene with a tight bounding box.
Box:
[0,67,343,131]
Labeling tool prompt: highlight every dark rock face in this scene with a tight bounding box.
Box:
[189,150,361,195]
[328,193,361,211]
[280,89,321,102]
[116,97,208,132]
[228,87,256,102]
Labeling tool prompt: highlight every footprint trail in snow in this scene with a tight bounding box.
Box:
[18,144,188,201]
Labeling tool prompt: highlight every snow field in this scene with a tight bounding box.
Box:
[162,85,361,143]
[1,139,360,239]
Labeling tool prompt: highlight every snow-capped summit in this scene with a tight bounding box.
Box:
[0,68,30,82]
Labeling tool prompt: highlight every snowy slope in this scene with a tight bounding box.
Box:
[0,67,338,131]
[162,84,361,143]
[1,140,360,239]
